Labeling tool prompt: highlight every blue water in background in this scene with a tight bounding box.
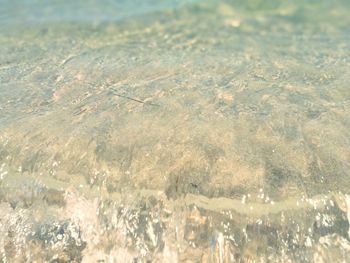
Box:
[0,0,197,24]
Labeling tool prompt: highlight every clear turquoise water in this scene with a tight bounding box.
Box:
[0,0,350,262]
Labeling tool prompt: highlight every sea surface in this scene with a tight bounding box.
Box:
[0,0,350,262]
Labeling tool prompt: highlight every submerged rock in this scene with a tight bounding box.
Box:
[1,0,350,262]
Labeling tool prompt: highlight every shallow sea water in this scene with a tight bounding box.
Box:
[0,0,350,262]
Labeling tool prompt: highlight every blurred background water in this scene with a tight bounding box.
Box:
[1,0,350,30]
[0,0,350,262]
[0,0,199,25]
